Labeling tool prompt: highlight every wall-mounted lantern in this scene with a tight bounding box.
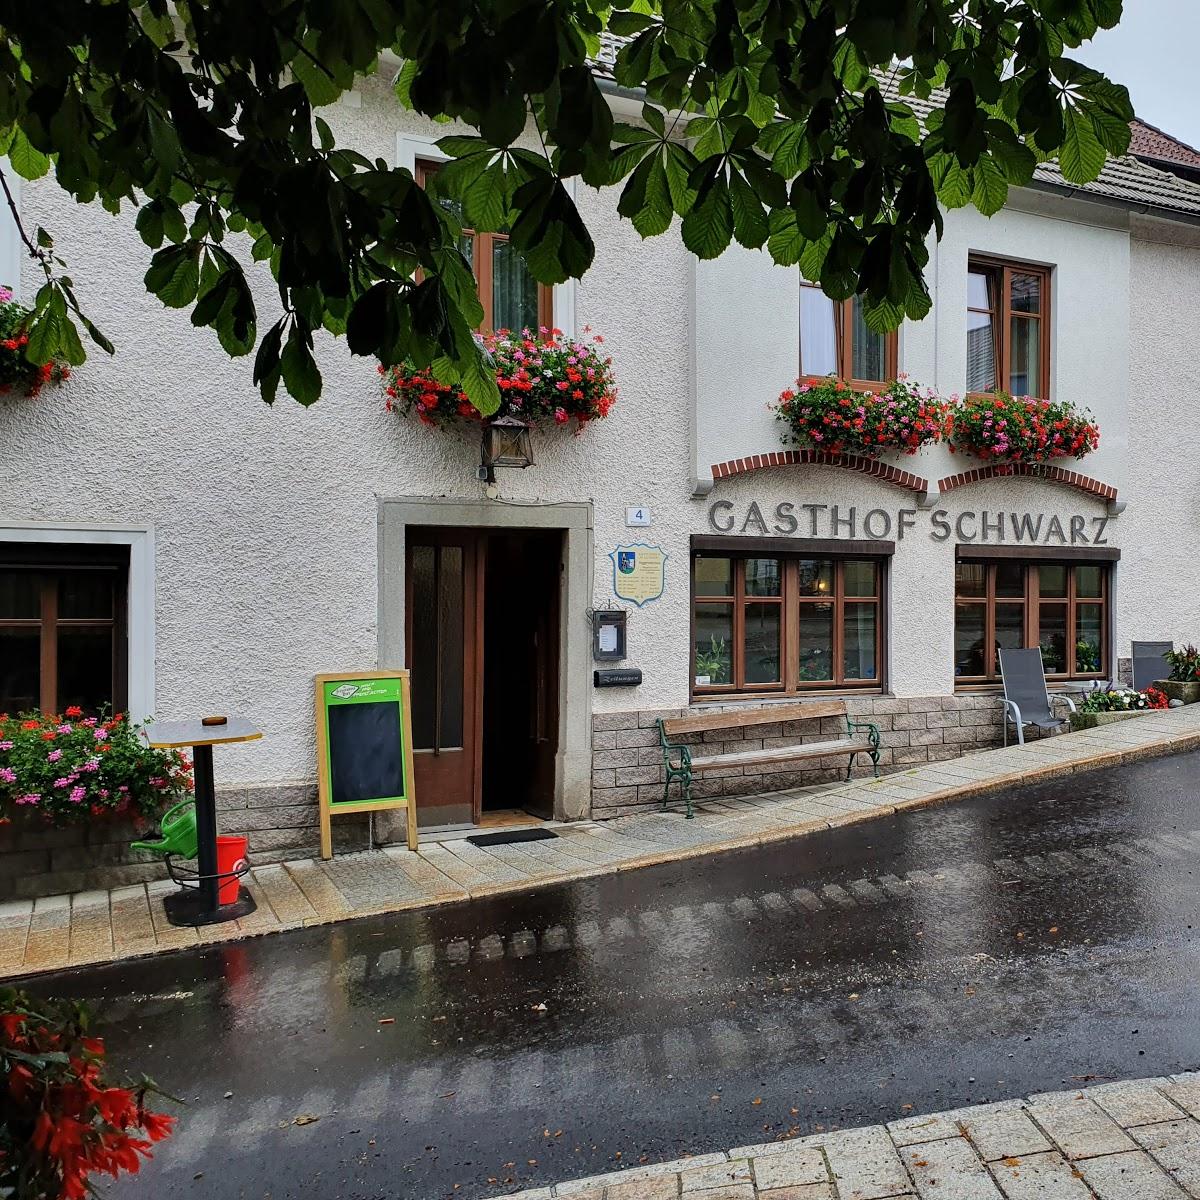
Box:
[480,417,534,484]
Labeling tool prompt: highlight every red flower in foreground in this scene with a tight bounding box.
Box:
[1,988,174,1199]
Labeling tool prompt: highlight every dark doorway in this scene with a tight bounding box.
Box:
[406,526,561,827]
[481,531,562,819]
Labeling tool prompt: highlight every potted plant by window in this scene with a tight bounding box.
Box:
[1069,686,1168,730]
[693,636,730,687]
[1155,645,1200,705]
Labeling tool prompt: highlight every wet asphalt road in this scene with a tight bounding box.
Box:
[25,749,1200,1200]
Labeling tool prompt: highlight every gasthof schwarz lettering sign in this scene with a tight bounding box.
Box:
[707,501,1111,545]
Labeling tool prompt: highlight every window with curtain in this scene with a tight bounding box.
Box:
[954,559,1107,684]
[416,161,551,333]
[966,258,1051,398]
[693,553,885,696]
[0,546,128,715]
[799,282,898,387]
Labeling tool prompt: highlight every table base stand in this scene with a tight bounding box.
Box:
[145,716,265,929]
[163,886,257,927]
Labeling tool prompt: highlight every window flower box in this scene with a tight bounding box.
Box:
[946,392,1099,465]
[772,375,946,459]
[380,327,616,432]
[0,284,70,397]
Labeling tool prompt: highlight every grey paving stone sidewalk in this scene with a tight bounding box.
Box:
[5,702,1200,979]
[509,1074,1200,1199]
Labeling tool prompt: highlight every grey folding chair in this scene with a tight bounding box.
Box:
[1132,641,1173,692]
[998,647,1077,746]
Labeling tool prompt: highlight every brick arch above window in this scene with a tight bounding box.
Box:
[710,450,929,497]
[937,464,1118,504]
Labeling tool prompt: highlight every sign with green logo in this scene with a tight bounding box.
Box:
[609,543,667,606]
[315,672,417,858]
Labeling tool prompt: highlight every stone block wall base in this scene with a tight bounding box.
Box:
[591,693,1020,820]
[0,783,390,900]
[0,817,169,901]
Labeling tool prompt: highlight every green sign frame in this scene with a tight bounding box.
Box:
[315,671,418,858]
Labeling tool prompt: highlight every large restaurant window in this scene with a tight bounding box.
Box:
[799,281,898,387]
[692,553,884,696]
[416,160,552,333]
[0,546,127,715]
[954,560,1107,684]
[966,257,1051,398]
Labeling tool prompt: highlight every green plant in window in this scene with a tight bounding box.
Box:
[694,637,730,685]
[798,650,832,682]
[1039,635,1066,673]
[1075,638,1100,673]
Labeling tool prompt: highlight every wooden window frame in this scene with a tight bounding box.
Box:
[953,560,1108,686]
[966,256,1052,400]
[0,550,128,715]
[416,160,553,334]
[799,282,898,389]
[691,553,887,699]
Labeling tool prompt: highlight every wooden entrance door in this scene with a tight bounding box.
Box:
[405,529,483,827]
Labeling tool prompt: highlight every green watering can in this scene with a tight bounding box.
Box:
[131,799,198,859]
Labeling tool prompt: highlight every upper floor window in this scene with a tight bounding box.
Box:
[417,161,552,334]
[0,545,128,716]
[799,282,897,388]
[967,258,1050,398]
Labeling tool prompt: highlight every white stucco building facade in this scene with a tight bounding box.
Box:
[3,75,1200,892]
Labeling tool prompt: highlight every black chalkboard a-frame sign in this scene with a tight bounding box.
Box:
[315,672,418,859]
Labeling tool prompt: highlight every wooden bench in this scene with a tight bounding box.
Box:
[657,701,881,819]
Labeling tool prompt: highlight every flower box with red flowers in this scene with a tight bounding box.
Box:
[0,284,70,397]
[379,327,617,432]
[772,375,948,459]
[946,392,1100,465]
[0,709,193,829]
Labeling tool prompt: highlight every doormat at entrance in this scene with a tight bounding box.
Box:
[466,828,559,848]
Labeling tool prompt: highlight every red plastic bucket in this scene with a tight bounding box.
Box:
[215,835,248,905]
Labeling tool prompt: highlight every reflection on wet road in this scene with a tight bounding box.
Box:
[31,751,1200,1199]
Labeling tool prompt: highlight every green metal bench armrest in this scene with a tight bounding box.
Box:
[657,721,691,762]
[661,740,691,768]
[846,719,882,748]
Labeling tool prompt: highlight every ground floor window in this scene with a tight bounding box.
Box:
[954,559,1108,684]
[692,553,884,696]
[0,545,128,715]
